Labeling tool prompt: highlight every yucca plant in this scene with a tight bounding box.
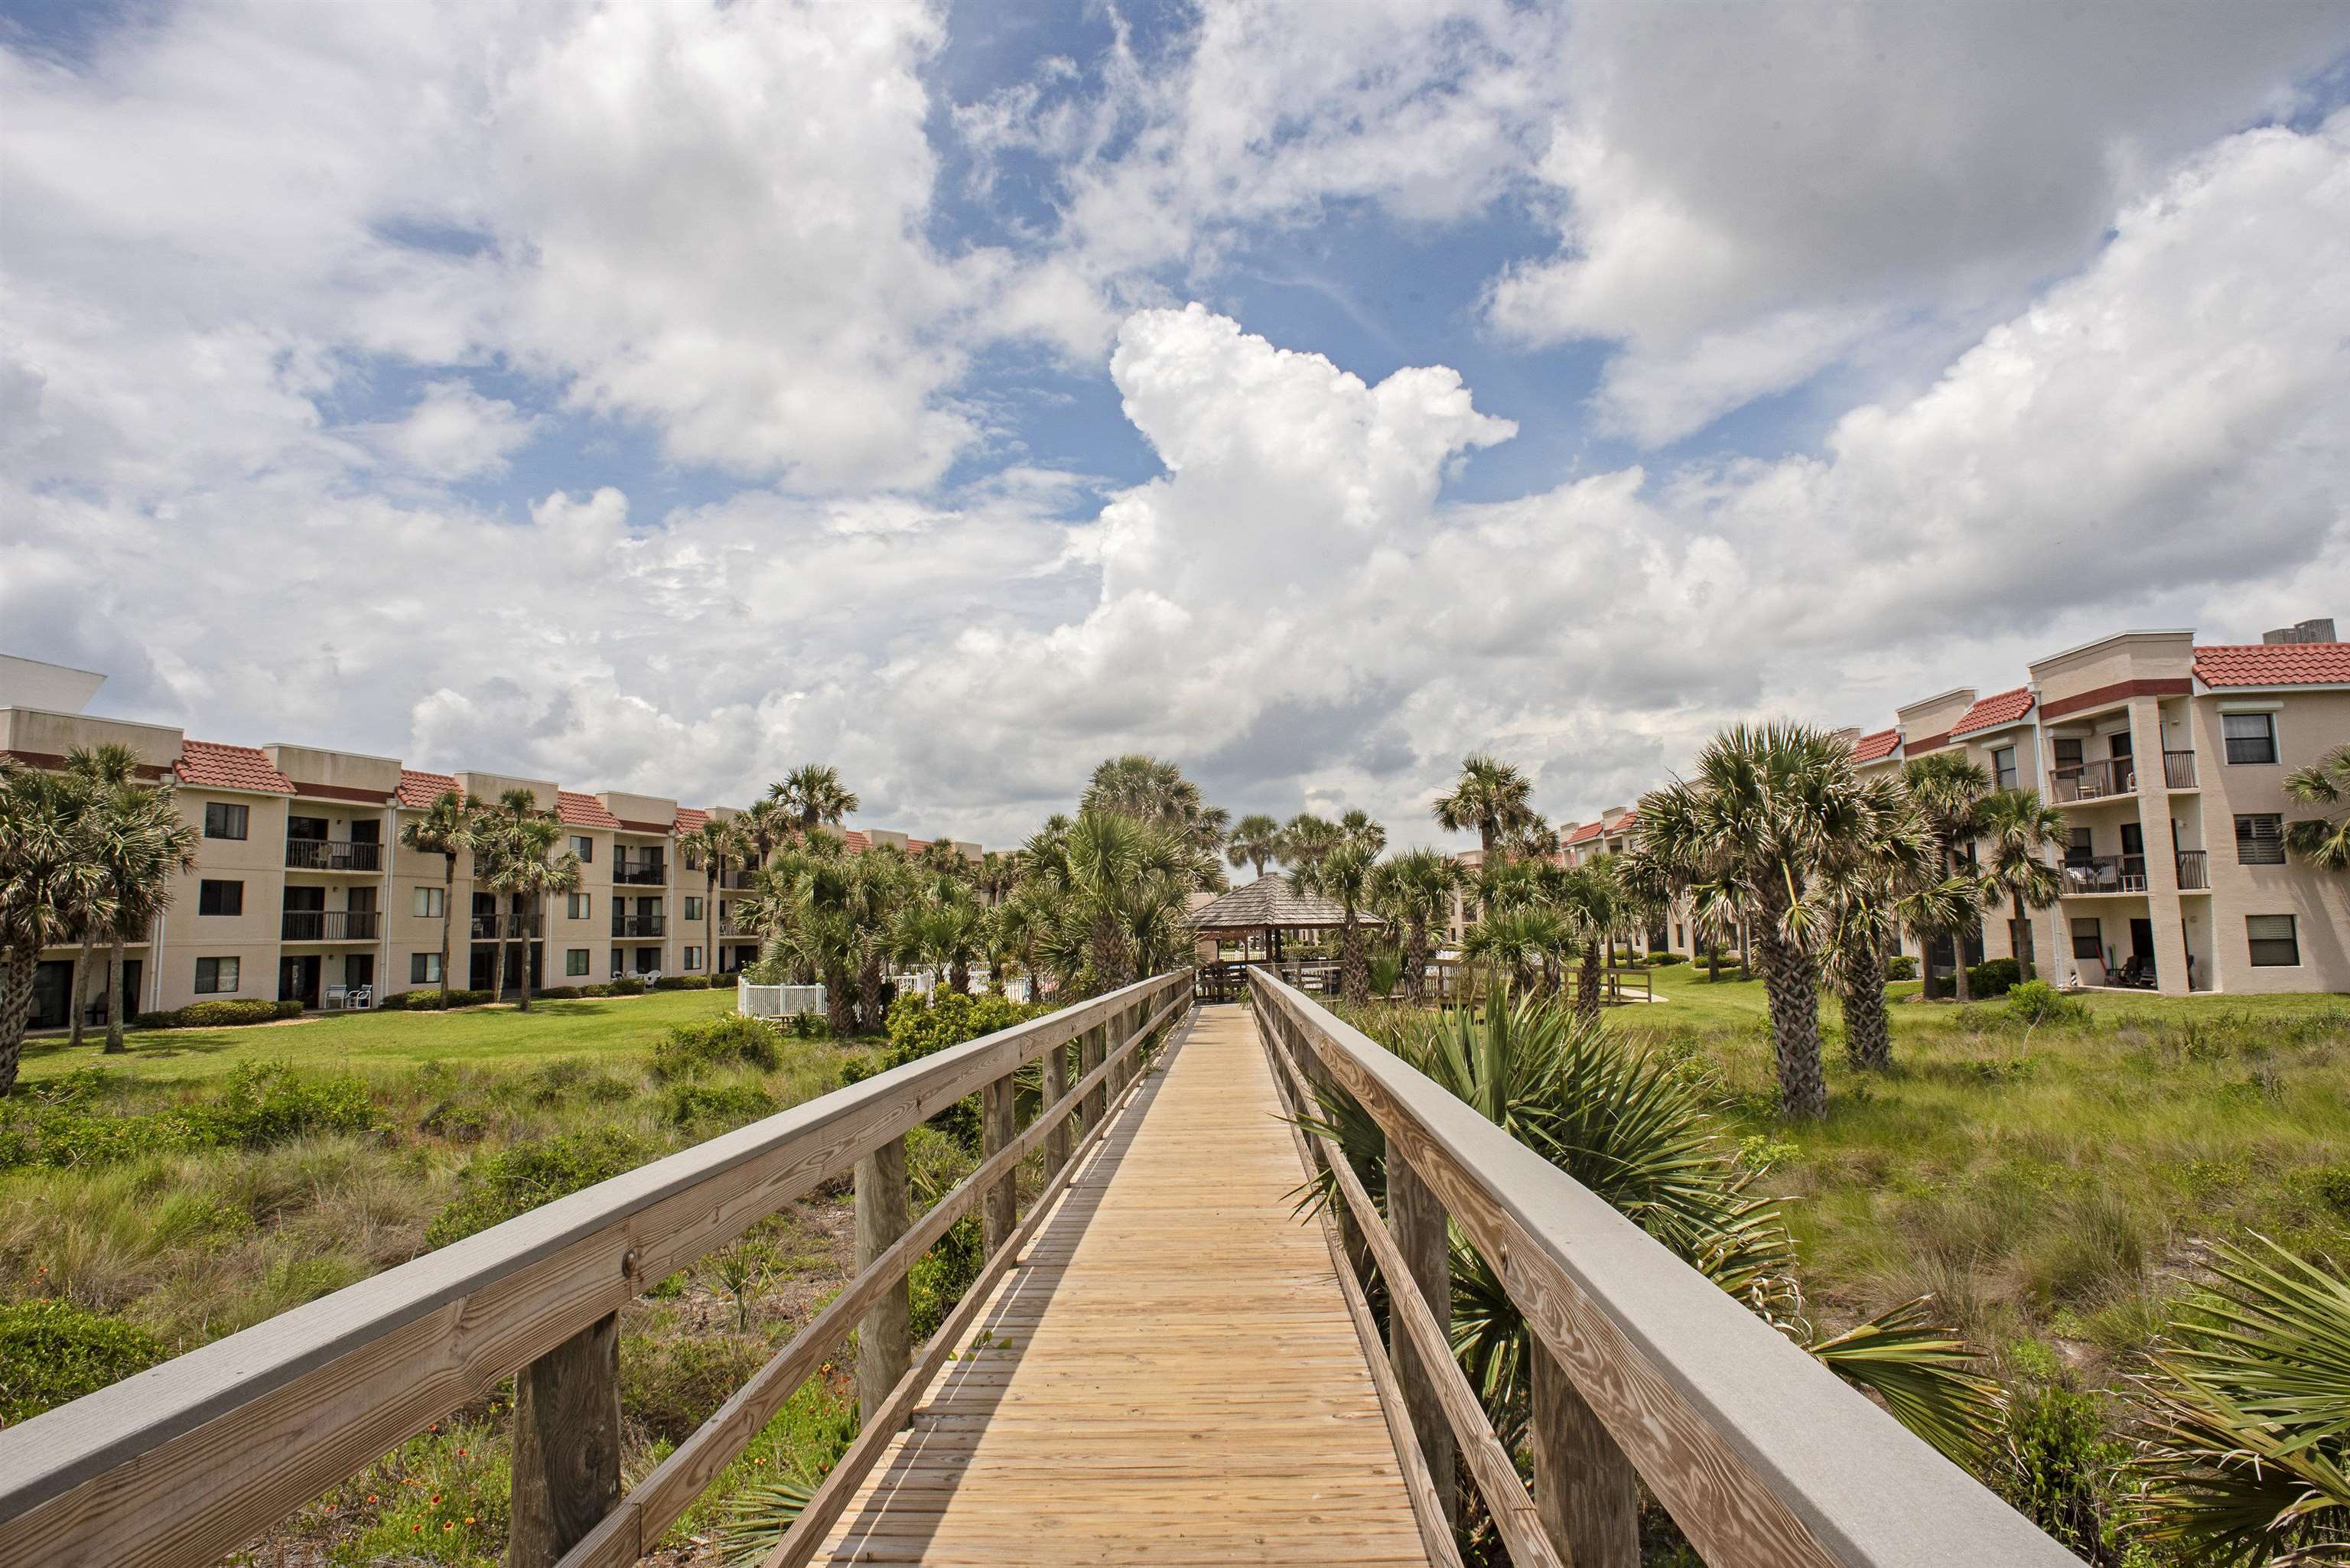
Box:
[2127,1238,2350,1564]
[1297,984,1997,1459]
[720,1472,820,1565]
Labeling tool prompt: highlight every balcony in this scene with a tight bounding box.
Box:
[718,918,754,938]
[2176,849,2209,890]
[2062,854,2148,895]
[2049,759,2136,802]
[281,910,379,942]
[614,860,667,886]
[2162,750,2198,789]
[612,915,666,939]
[470,914,544,940]
[285,839,382,873]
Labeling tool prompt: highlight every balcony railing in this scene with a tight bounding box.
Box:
[2050,759,2136,802]
[281,910,379,942]
[285,839,382,873]
[2162,750,2197,789]
[2062,854,2148,894]
[2176,849,2209,890]
[614,860,666,886]
[469,914,543,940]
[612,915,666,939]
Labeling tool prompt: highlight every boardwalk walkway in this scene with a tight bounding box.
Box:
[815,1003,1432,1566]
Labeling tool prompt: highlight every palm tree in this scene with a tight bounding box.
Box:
[57,747,143,1049]
[1280,812,1340,872]
[1433,754,1537,858]
[2283,743,2350,889]
[1636,724,1893,1119]
[1461,907,1568,997]
[0,764,105,1095]
[472,789,579,1010]
[770,764,860,838]
[1291,841,1378,1006]
[1371,850,1459,1002]
[991,886,1056,1002]
[1815,779,1938,1071]
[1977,789,2065,981]
[1337,808,1387,856]
[895,881,986,994]
[2127,1237,2350,1560]
[683,818,740,984]
[399,789,474,1009]
[1082,754,1229,860]
[1902,752,1994,1000]
[737,797,793,872]
[1225,814,1284,880]
[70,752,199,1052]
[1551,858,1632,1023]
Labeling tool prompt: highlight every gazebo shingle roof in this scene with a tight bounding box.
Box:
[1184,876,1385,930]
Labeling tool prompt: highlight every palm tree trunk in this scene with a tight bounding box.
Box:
[516,896,536,1012]
[1736,918,1751,979]
[492,903,510,1007]
[706,871,718,987]
[438,856,454,1007]
[69,936,94,1048]
[858,956,884,1033]
[1951,922,1974,1003]
[1754,920,1827,1118]
[1575,939,1602,1023]
[2010,888,2033,981]
[1841,941,1891,1071]
[1705,940,1720,984]
[1340,918,1368,1007]
[102,936,128,1053]
[0,952,37,1096]
[1404,919,1430,1002]
[951,957,971,995]
[828,965,854,1035]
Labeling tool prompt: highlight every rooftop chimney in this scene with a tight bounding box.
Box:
[2262,616,2336,645]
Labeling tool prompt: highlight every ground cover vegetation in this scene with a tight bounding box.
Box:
[5,740,2348,1563]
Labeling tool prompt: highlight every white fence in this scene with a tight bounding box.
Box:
[737,981,827,1020]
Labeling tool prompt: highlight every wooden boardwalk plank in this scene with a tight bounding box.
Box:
[815,1004,1431,1566]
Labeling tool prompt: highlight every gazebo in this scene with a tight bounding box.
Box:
[1184,876,1385,998]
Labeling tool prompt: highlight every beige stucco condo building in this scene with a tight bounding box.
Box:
[2,659,985,1028]
[1525,620,2348,998]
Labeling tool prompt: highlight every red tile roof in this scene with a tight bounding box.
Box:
[395,769,461,808]
[174,740,293,794]
[673,806,711,835]
[1565,821,1603,845]
[906,838,932,854]
[2194,642,2350,688]
[841,830,871,854]
[1849,727,1901,763]
[559,791,623,829]
[1950,686,2036,737]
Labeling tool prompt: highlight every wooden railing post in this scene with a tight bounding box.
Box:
[981,1072,1017,1254]
[507,1311,620,1568]
[855,1133,911,1428]
[1081,1020,1107,1130]
[1532,1343,1639,1568]
[1043,1035,1073,1171]
[1387,1149,1457,1527]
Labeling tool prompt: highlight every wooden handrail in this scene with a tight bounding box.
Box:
[0,971,1194,1568]
[1251,970,2082,1568]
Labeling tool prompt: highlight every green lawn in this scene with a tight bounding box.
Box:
[18,987,741,1086]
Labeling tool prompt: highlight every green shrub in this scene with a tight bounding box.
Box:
[425,1127,653,1248]
[1645,952,1686,966]
[1965,958,2023,998]
[650,1016,783,1081]
[1993,1384,2124,1558]
[666,1078,775,1128]
[620,1331,772,1444]
[533,985,581,1001]
[608,978,647,997]
[194,1062,377,1148]
[0,1300,166,1422]
[1367,953,1403,996]
[882,991,1044,1065]
[383,987,493,1011]
[2315,1166,2350,1218]
[135,998,287,1029]
[653,974,711,991]
[786,1010,832,1041]
[910,1212,984,1339]
[576,982,613,998]
[0,1062,376,1169]
[2007,981,2089,1027]
[1884,954,1918,981]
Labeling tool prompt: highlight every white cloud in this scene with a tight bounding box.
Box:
[374,381,538,480]
[1486,2,2346,441]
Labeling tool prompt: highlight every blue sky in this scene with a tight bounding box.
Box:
[4,2,2348,846]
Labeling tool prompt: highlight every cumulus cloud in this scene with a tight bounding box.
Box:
[373,381,539,480]
[1487,3,2347,442]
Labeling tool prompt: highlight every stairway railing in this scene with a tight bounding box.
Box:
[1251,969,2083,1568]
[0,970,1194,1568]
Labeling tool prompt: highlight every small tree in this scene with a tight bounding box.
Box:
[399,789,474,1009]
[1225,814,1284,880]
[0,765,104,1095]
[1370,849,1459,1002]
[1291,842,1378,1006]
[1977,789,2065,981]
[2283,743,2350,892]
[1902,752,1994,1000]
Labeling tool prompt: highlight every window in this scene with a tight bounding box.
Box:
[1989,745,2018,792]
[2247,914,2300,968]
[2066,827,2094,864]
[636,948,659,973]
[2223,711,2278,765]
[409,952,442,984]
[566,948,591,977]
[1674,923,1685,949]
[2235,814,2287,866]
[567,892,591,920]
[194,956,239,994]
[2070,919,2102,961]
[571,834,593,862]
[610,948,624,978]
[414,886,444,919]
[683,945,703,971]
[287,814,328,841]
[2052,737,2084,769]
[203,801,248,840]
[197,880,243,916]
[683,896,703,922]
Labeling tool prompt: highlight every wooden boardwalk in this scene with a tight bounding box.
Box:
[814,1004,1432,1566]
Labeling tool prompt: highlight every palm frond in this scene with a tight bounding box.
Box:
[1805,1296,2003,1467]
